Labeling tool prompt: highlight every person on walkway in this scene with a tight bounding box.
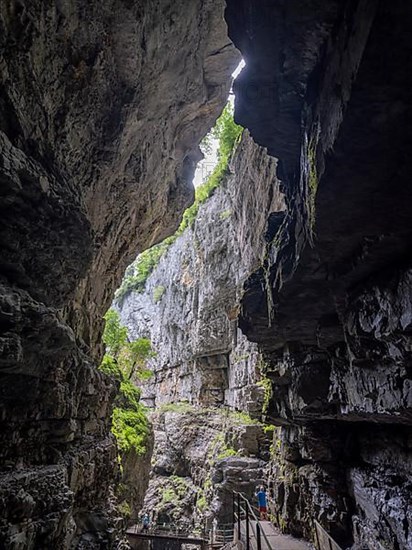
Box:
[141,513,150,532]
[255,486,268,520]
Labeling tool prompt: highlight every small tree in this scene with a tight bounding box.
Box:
[102,309,154,380]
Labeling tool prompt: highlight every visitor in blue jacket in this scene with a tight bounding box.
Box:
[255,486,268,520]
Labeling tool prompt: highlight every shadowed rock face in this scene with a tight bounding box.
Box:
[0,1,238,547]
[226,1,412,548]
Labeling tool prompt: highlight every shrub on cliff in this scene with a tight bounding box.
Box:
[100,309,153,455]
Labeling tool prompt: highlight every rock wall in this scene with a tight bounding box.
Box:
[225,1,412,549]
[144,407,268,530]
[118,131,285,529]
[119,131,285,415]
[0,2,239,547]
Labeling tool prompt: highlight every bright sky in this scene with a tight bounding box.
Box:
[193,60,245,188]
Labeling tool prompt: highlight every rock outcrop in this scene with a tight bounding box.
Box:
[117,131,284,529]
[225,1,412,548]
[143,407,268,530]
[119,131,285,415]
[0,2,239,547]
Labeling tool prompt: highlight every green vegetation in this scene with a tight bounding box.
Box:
[229,410,257,426]
[257,375,272,415]
[102,309,154,381]
[115,237,175,303]
[219,209,232,220]
[208,432,239,464]
[196,494,207,512]
[153,285,166,303]
[100,309,154,456]
[157,401,195,414]
[115,102,243,303]
[117,500,131,519]
[264,424,276,434]
[217,447,238,460]
[179,103,243,231]
[161,487,176,505]
[232,352,250,364]
[160,476,192,506]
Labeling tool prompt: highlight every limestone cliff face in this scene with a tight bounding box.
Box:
[119,131,285,415]
[225,1,412,549]
[144,407,268,530]
[0,2,238,547]
[118,131,285,528]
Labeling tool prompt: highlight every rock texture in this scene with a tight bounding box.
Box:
[225,1,412,549]
[143,407,267,530]
[0,2,239,547]
[119,131,285,415]
[118,131,284,529]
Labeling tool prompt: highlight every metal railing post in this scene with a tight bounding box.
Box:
[245,503,250,550]
[237,493,241,541]
[256,521,262,550]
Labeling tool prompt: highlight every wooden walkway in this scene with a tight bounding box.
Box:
[241,520,314,550]
[126,526,208,548]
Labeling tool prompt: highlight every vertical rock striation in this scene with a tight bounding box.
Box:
[0,2,239,547]
[225,1,412,548]
[117,131,285,528]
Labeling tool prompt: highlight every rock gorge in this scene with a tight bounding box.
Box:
[0,1,411,550]
[117,130,283,529]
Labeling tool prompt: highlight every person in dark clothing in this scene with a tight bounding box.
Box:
[255,486,268,520]
[142,513,150,532]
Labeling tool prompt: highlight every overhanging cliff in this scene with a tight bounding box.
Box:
[0,2,239,547]
[225,1,412,548]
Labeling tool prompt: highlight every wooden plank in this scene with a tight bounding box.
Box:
[314,520,343,550]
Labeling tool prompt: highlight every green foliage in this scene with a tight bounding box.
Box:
[208,432,238,464]
[219,209,232,221]
[119,379,141,410]
[112,407,149,455]
[115,236,175,304]
[160,476,191,506]
[229,410,257,426]
[114,102,243,302]
[161,488,176,504]
[117,500,131,519]
[179,104,242,232]
[217,447,238,460]
[257,376,272,415]
[102,309,154,380]
[197,495,207,512]
[200,133,213,155]
[232,353,250,364]
[153,285,166,303]
[99,309,153,456]
[100,354,122,379]
[157,401,195,414]
[103,308,128,357]
[264,424,276,434]
[212,102,243,161]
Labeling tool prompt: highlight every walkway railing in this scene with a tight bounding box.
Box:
[233,490,271,550]
[314,520,343,550]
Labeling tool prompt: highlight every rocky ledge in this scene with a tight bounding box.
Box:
[226,1,412,548]
[0,1,238,547]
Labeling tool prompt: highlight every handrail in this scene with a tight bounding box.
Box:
[313,520,343,550]
[233,490,272,550]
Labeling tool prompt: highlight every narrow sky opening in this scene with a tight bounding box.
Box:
[193,59,245,188]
